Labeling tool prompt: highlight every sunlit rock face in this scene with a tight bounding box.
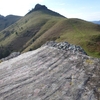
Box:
[0,41,100,100]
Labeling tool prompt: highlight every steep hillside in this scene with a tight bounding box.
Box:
[23,18,100,58]
[0,42,100,100]
[0,15,22,31]
[0,4,100,58]
[0,4,65,59]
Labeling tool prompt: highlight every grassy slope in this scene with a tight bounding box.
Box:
[56,19,100,57]
[0,10,64,51]
[23,18,100,58]
[0,10,100,58]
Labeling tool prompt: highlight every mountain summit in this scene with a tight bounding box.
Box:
[26,4,64,17]
[26,4,48,15]
[34,4,48,10]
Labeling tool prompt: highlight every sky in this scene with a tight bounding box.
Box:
[0,0,100,21]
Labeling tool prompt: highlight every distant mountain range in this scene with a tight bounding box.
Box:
[92,21,100,25]
[0,4,100,59]
[0,14,22,31]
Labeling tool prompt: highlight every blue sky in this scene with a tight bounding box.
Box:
[0,0,100,21]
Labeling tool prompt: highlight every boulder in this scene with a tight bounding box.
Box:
[0,42,100,100]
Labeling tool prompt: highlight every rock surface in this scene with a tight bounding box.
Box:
[43,41,87,55]
[0,42,100,100]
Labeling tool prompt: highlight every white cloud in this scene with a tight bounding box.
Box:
[0,0,43,16]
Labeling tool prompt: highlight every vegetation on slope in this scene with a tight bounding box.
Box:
[0,4,100,58]
[23,18,100,58]
[0,6,65,58]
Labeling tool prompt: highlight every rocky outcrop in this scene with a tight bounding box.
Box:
[26,4,65,18]
[0,42,100,100]
[43,41,87,55]
[26,4,48,15]
[34,4,47,10]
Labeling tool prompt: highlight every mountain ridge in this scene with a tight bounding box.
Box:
[26,4,65,18]
[0,4,100,58]
[0,14,22,31]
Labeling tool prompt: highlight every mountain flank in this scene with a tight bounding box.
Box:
[0,4,100,59]
[0,41,100,100]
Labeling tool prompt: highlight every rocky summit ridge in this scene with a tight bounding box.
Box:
[34,4,48,10]
[26,4,48,15]
[0,41,100,100]
[43,41,87,55]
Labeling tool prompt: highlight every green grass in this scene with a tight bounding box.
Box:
[0,9,100,58]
